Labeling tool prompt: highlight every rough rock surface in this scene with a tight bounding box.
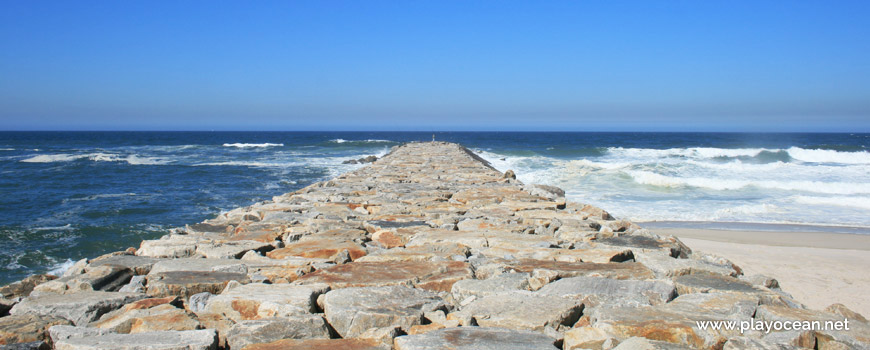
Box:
[9,291,146,326]
[1,141,867,349]
[0,314,71,345]
[322,286,445,338]
[394,327,559,350]
[52,329,218,350]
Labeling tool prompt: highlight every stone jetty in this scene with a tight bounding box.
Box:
[1,142,868,349]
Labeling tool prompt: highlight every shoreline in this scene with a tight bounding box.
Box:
[653,227,870,250]
[656,227,870,317]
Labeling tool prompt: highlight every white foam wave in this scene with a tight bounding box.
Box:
[627,170,870,195]
[329,139,394,144]
[31,223,74,231]
[606,147,771,159]
[786,147,870,164]
[0,148,14,151]
[47,258,75,276]
[222,143,284,148]
[20,153,166,165]
[793,196,870,210]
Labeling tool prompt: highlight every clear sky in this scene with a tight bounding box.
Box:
[1,1,869,131]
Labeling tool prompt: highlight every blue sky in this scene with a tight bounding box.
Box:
[1,1,869,131]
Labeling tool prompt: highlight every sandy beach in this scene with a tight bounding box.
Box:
[659,227,870,317]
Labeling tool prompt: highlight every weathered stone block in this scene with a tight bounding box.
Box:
[10,291,146,326]
[322,286,445,338]
[203,283,329,321]
[394,327,558,350]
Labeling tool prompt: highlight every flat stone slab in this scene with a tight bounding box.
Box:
[536,276,676,307]
[0,314,72,344]
[451,291,583,332]
[148,259,248,275]
[355,243,469,263]
[225,316,330,350]
[498,260,655,280]
[90,299,199,334]
[146,271,250,298]
[267,239,367,261]
[296,261,472,292]
[10,291,146,326]
[203,283,329,321]
[52,329,218,350]
[33,265,133,294]
[322,286,445,338]
[195,240,273,259]
[673,273,761,295]
[450,273,530,302]
[242,338,386,350]
[394,327,558,350]
[88,255,162,275]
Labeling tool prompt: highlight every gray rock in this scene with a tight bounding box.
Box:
[148,258,248,275]
[118,276,146,293]
[611,337,694,349]
[48,325,115,343]
[33,265,133,294]
[88,255,161,275]
[452,291,583,332]
[673,273,760,294]
[723,337,802,350]
[10,291,146,326]
[187,292,214,313]
[322,285,446,338]
[225,316,330,350]
[0,342,49,350]
[450,273,530,302]
[536,276,676,307]
[194,240,273,259]
[394,327,558,350]
[52,329,218,350]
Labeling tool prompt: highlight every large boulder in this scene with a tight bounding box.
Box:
[203,283,329,321]
[225,316,330,350]
[450,291,583,332]
[145,271,249,298]
[394,327,558,350]
[242,338,387,350]
[0,314,72,345]
[10,291,146,326]
[90,297,199,333]
[52,329,218,350]
[322,286,446,338]
[296,261,472,292]
[536,276,676,307]
[450,273,530,302]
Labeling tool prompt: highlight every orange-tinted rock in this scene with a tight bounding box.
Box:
[296,261,472,292]
[0,314,71,344]
[371,230,407,248]
[267,239,367,261]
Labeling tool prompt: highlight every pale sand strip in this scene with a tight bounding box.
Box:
[658,228,870,317]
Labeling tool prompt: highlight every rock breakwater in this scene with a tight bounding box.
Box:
[1,142,868,349]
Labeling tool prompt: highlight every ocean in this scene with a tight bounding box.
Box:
[1,131,868,284]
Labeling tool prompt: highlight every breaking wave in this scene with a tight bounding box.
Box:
[20,153,166,165]
[222,143,284,148]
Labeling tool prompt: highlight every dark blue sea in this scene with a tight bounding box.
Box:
[1,131,869,283]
